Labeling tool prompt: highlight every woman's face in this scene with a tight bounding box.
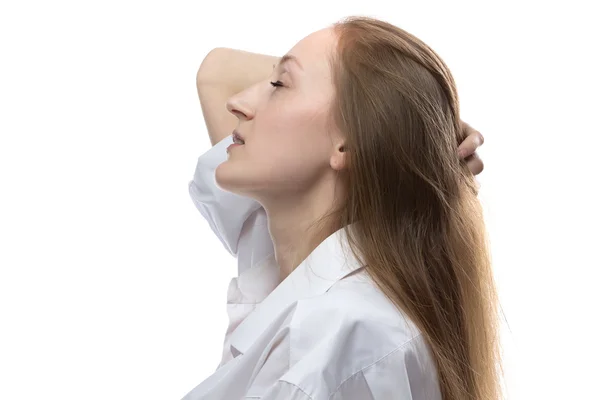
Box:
[215,27,346,203]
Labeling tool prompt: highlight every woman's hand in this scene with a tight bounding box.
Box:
[458,121,484,175]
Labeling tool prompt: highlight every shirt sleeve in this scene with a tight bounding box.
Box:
[187,134,264,258]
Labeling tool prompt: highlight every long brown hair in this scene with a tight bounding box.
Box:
[310,16,505,399]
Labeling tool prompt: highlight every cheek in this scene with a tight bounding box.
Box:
[242,138,325,193]
[270,110,330,164]
[261,96,329,139]
[261,141,316,175]
[235,99,332,186]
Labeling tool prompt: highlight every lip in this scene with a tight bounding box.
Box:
[232,130,245,143]
[227,143,243,153]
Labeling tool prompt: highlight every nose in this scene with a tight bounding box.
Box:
[226,91,254,121]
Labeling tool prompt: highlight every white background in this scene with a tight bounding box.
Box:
[1,0,598,399]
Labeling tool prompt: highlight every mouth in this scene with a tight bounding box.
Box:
[232,130,245,145]
[227,142,243,153]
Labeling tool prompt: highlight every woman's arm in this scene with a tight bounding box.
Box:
[196,48,281,146]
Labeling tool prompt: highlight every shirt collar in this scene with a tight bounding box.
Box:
[229,223,364,356]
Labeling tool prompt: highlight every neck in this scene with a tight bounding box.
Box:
[262,180,343,282]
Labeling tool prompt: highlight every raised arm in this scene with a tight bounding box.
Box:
[196,47,280,146]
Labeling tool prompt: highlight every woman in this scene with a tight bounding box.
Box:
[185,16,499,400]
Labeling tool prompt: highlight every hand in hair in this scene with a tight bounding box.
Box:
[458,120,485,175]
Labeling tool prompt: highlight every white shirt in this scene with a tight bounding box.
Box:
[184,135,442,400]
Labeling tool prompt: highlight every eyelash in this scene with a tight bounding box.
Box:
[270,80,284,88]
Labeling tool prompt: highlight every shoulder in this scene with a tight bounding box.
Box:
[280,272,439,399]
[292,271,422,348]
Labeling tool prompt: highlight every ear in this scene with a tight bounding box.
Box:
[330,141,347,171]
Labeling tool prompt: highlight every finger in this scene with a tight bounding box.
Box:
[458,124,484,158]
[466,152,484,175]
[473,178,481,195]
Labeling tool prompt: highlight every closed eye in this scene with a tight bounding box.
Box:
[270,81,284,88]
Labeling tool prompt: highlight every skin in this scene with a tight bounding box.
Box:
[458,121,484,175]
[214,27,483,282]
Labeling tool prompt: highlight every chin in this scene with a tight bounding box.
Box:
[215,162,247,195]
[215,162,234,190]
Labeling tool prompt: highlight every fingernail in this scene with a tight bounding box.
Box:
[458,149,466,158]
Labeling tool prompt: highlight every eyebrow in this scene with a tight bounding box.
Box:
[273,54,304,71]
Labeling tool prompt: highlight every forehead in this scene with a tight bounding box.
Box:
[286,27,337,78]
